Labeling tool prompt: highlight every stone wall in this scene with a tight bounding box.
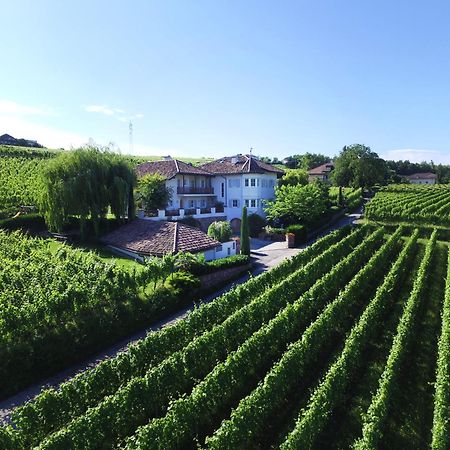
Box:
[198,263,252,292]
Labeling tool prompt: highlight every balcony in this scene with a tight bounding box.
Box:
[177,186,214,195]
[139,207,227,222]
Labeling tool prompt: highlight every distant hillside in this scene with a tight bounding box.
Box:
[0,133,44,148]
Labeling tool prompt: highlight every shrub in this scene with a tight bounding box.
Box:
[166,271,200,292]
[286,224,307,246]
[0,213,46,232]
[190,254,250,276]
[208,221,233,243]
[248,213,267,238]
[179,216,201,229]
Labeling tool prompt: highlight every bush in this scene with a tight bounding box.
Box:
[190,254,250,276]
[286,224,307,245]
[0,213,46,232]
[248,213,267,238]
[179,216,201,229]
[208,221,233,243]
[166,271,200,292]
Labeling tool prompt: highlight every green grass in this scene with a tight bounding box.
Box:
[47,239,144,272]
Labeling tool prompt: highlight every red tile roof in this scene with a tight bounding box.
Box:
[406,172,437,180]
[136,158,212,179]
[200,155,284,176]
[308,162,335,175]
[101,219,220,256]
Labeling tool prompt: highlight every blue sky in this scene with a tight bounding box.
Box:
[2,0,450,163]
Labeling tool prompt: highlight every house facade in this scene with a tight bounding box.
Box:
[406,172,437,185]
[308,162,334,183]
[136,155,284,230]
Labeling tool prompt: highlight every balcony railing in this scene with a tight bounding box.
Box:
[177,186,214,195]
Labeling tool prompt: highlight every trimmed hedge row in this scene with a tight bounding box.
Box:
[354,230,436,449]
[206,226,404,449]
[11,226,354,448]
[280,228,421,450]
[431,246,450,449]
[124,229,385,449]
[37,228,369,449]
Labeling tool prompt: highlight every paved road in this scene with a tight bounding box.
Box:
[0,208,362,422]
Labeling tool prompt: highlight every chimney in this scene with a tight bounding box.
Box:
[163,155,172,161]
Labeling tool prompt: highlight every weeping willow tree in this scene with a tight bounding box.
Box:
[39,146,136,237]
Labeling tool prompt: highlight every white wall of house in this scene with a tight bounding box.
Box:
[202,240,237,261]
[159,172,278,223]
[409,179,436,185]
[212,173,278,221]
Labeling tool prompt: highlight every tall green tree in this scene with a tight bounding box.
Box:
[283,153,330,170]
[135,174,172,213]
[279,168,309,186]
[332,144,387,188]
[240,207,250,256]
[39,146,136,237]
[264,183,328,226]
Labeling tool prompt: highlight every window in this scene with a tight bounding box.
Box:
[250,178,256,187]
[216,245,223,252]
[256,178,260,187]
[227,247,231,256]
[201,199,206,207]
[201,179,205,187]
[232,199,239,208]
[250,199,257,208]
[221,182,225,197]
[245,199,250,207]
[189,200,194,208]
[245,178,249,187]
[232,241,236,249]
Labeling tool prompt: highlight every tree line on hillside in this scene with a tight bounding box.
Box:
[277,144,450,186]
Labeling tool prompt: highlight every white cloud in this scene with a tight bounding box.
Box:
[85,105,118,116]
[0,99,55,116]
[381,148,450,164]
[84,106,143,122]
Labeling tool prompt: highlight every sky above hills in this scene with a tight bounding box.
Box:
[2,0,450,163]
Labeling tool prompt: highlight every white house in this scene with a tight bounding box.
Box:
[406,172,437,185]
[136,154,284,231]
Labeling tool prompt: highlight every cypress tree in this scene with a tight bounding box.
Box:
[240,206,250,255]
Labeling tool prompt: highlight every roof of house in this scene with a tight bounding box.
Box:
[135,158,212,179]
[0,134,16,141]
[308,162,335,175]
[200,154,284,176]
[406,172,437,180]
[101,219,220,256]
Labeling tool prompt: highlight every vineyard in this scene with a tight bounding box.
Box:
[1,225,448,449]
[0,230,190,398]
[0,146,55,218]
[365,184,450,227]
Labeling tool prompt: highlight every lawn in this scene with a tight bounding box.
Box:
[47,239,144,272]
